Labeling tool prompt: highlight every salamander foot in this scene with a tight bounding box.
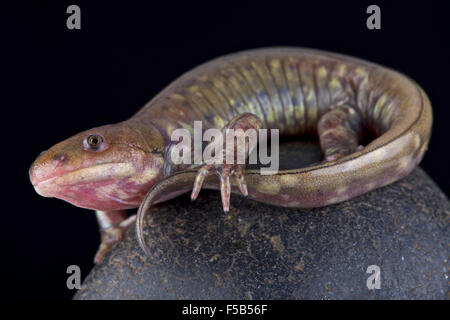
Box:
[190,112,263,212]
[191,163,248,212]
[94,212,136,263]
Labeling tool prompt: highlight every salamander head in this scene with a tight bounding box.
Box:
[29,121,165,211]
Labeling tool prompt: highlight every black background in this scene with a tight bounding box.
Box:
[2,1,449,299]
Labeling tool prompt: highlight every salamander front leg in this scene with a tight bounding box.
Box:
[94,210,136,263]
[318,104,365,162]
[191,113,264,212]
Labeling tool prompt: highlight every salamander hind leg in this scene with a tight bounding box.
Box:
[191,113,264,212]
[94,210,136,263]
[318,104,365,162]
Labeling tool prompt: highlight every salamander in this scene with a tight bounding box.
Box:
[29,48,432,262]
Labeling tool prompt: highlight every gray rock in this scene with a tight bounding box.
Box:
[74,141,449,299]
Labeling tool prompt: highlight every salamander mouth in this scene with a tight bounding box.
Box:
[32,162,134,197]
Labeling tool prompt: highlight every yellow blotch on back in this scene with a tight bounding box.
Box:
[317,66,327,79]
[337,64,347,77]
[270,59,281,69]
[329,77,341,90]
[188,85,200,93]
[373,94,388,120]
[355,68,369,78]
[213,116,226,128]
[171,93,186,101]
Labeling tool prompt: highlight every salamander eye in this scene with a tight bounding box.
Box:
[84,134,104,151]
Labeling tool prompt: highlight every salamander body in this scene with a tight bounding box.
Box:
[29,48,432,261]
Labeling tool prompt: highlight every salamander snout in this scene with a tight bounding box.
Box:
[51,153,68,165]
[29,151,69,187]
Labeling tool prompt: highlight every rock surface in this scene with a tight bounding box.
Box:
[74,141,449,299]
